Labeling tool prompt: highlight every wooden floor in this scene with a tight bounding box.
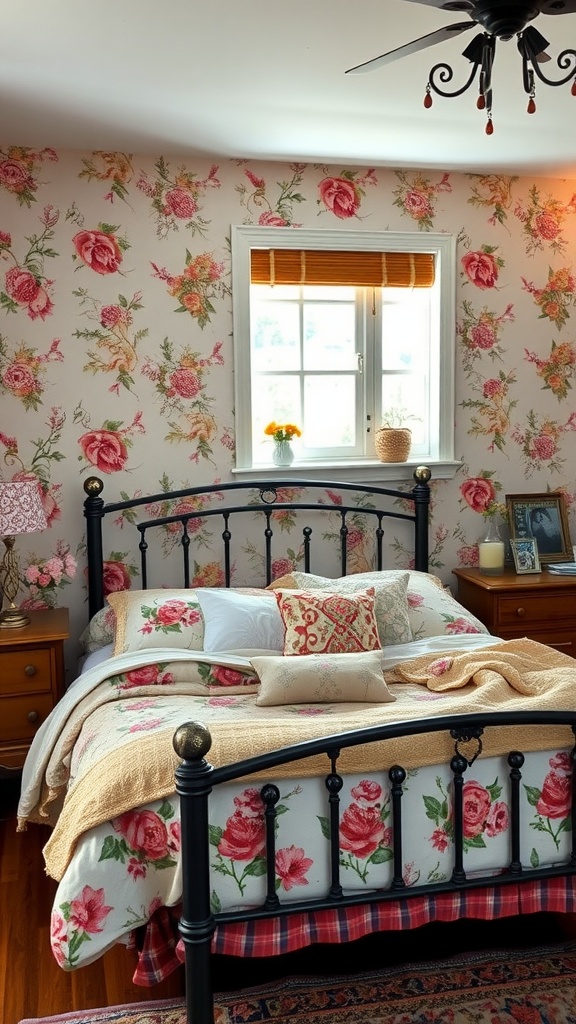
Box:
[3,773,576,1022]
[0,778,184,1023]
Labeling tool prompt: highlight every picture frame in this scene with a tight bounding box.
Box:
[510,538,541,574]
[505,492,572,565]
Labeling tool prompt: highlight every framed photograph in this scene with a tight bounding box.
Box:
[505,492,572,565]
[510,538,541,574]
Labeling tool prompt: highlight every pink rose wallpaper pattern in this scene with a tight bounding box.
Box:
[2,144,576,659]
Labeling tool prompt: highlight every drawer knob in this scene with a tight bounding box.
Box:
[27,710,39,724]
[24,664,37,677]
[515,606,526,618]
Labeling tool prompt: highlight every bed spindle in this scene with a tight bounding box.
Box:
[339,511,348,575]
[450,752,468,884]
[508,750,525,875]
[302,526,312,572]
[375,513,384,570]
[264,510,273,584]
[137,527,149,590]
[181,523,191,588]
[389,765,406,891]
[222,512,232,586]
[261,783,281,910]
[325,752,344,899]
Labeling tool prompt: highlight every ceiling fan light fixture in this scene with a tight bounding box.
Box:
[346,0,576,132]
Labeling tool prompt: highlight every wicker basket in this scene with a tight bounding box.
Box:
[374,427,412,463]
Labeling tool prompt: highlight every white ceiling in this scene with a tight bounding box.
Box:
[2,0,576,178]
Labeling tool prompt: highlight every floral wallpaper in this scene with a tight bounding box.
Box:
[1,146,576,669]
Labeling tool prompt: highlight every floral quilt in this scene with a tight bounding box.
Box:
[16,638,576,977]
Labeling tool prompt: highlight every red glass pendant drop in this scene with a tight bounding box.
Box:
[477,94,486,110]
[485,117,494,135]
[424,86,433,109]
[527,97,536,114]
[572,78,576,96]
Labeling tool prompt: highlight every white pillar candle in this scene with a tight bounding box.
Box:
[479,540,505,570]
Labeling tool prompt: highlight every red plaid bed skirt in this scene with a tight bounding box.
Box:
[131,876,576,986]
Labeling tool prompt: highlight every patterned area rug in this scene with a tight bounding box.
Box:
[19,940,576,1024]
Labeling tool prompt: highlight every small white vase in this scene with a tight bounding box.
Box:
[272,440,294,467]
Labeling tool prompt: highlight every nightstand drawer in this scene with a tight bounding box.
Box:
[497,595,574,629]
[0,647,53,695]
[0,693,55,743]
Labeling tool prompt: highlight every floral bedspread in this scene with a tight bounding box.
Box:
[16,638,576,977]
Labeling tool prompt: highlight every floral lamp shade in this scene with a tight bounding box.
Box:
[0,480,48,536]
[0,480,48,628]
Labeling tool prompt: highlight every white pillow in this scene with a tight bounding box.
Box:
[194,588,285,651]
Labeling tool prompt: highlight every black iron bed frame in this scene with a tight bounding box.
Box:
[83,466,432,619]
[173,711,576,1024]
[80,467,576,1024]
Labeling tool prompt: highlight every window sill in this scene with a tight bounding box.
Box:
[232,459,462,484]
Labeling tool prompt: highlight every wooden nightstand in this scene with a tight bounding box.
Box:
[452,568,576,658]
[0,607,69,772]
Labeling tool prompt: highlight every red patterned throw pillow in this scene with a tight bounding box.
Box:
[274,587,381,656]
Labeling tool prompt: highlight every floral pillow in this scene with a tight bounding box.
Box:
[107,589,205,656]
[274,587,381,656]
[403,571,490,640]
[252,651,395,706]
[269,571,412,646]
[78,604,117,654]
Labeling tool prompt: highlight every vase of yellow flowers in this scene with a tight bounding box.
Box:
[264,421,302,466]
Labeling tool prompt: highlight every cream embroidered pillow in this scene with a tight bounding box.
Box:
[252,651,395,706]
[274,587,381,656]
[107,589,205,655]
[269,571,412,647]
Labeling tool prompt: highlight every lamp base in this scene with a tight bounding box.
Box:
[0,606,31,629]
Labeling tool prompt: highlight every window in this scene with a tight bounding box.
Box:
[231,226,457,481]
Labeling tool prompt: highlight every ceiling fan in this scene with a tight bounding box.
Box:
[346,0,576,133]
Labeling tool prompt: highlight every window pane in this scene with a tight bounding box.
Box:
[304,285,356,301]
[252,376,301,461]
[381,289,430,371]
[304,376,357,448]
[303,303,356,371]
[251,299,300,371]
[381,375,428,446]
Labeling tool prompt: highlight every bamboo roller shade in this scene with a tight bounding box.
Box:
[250,249,436,288]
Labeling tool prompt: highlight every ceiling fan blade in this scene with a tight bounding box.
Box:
[396,0,475,11]
[539,0,576,15]
[346,22,475,74]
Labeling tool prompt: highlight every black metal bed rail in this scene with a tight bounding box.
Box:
[173,710,576,1024]
[83,468,432,619]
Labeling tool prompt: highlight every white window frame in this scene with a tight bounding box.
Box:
[231,225,460,483]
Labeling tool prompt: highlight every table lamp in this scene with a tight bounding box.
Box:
[0,480,48,628]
